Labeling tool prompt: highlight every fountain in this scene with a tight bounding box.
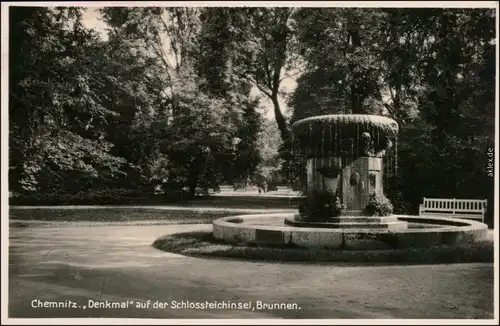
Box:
[284,114,406,231]
[212,114,489,250]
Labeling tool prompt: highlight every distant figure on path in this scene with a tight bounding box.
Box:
[262,181,268,193]
[245,176,251,189]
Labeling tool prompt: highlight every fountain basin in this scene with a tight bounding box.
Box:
[212,213,489,250]
[284,215,408,231]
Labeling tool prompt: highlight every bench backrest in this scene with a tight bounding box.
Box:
[421,197,487,213]
[219,185,234,192]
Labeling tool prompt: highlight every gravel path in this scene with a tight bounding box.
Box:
[7,223,495,320]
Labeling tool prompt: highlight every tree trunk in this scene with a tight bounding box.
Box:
[187,161,200,198]
[271,94,290,142]
[350,86,362,114]
[188,176,198,198]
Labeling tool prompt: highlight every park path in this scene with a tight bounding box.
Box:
[10,205,296,213]
[7,222,495,320]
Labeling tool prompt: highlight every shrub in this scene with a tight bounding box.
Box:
[363,190,394,216]
[302,189,346,221]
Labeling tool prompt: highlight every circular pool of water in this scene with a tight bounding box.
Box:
[232,215,446,229]
[212,213,489,250]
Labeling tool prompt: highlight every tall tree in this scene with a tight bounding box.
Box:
[230,7,296,143]
[101,7,243,196]
[194,8,265,184]
[415,8,495,199]
[9,7,127,195]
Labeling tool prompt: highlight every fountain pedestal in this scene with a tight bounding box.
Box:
[299,154,408,230]
[307,156,384,215]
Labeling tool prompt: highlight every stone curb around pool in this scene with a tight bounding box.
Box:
[212,213,490,250]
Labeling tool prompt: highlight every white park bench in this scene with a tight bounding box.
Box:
[194,187,210,196]
[419,197,487,223]
[276,186,293,193]
[219,185,235,192]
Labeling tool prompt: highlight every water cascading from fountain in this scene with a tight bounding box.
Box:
[290,114,401,225]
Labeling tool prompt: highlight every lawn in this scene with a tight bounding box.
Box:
[8,208,244,225]
[9,193,300,209]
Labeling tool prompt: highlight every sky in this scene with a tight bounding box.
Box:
[81,7,298,122]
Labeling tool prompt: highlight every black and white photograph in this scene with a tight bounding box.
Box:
[1,1,498,324]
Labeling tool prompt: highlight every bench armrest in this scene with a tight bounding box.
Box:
[418,204,425,215]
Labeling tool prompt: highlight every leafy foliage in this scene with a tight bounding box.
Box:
[9,7,128,194]
[99,7,265,196]
[362,190,394,217]
[10,6,265,200]
[289,8,387,120]
[301,189,346,221]
[229,7,297,142]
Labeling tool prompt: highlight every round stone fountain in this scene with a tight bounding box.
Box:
[285,114,405,231]
[212,114,489,250]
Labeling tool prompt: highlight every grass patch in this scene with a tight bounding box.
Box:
[8,208,243,225]
[10,194,297,209]
[152,231,494,265]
